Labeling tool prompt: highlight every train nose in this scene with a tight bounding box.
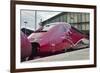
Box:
[21,32,32,60]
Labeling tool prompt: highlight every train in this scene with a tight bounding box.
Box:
[21,22,89,61]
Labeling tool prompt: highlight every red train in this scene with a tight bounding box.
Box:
[21,22,89,61]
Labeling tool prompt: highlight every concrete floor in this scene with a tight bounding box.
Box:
[25,48,89,63]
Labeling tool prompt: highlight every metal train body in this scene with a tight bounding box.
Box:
[21,22,88,61]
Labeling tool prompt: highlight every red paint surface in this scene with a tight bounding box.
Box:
[21,32,32,59]
[28,22,87,55]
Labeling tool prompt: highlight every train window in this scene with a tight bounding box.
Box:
[46,25,50,27]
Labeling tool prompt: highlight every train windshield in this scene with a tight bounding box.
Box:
[42,24,56,31]
[42,24,57,31]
